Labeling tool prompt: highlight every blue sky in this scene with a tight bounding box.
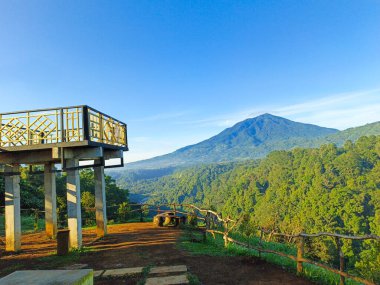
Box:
[1,1,379,162]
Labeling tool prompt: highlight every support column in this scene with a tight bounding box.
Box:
[94,161,107,237]
[4,165,21,252]
[66,159,82,249]
[44,162,57,239]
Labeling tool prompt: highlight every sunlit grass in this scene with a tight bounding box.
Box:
[179,229,363,285]
[0,214,45,235]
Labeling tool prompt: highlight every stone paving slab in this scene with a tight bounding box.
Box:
[145,274,189,285]
[0,270,93,285]
[102,267,144,277]
[150,265,187,274]
[93,270,104,278]
[62,264,89,270]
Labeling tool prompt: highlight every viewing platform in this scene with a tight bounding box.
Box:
[0,105,128,152]
[0,105,128,252]
[0,105,128,165]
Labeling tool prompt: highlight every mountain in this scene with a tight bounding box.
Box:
[124,114,340,169]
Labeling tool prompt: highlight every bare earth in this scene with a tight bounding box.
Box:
[0,223,313,284]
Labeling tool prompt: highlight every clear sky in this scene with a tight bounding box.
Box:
[1,1,380,162]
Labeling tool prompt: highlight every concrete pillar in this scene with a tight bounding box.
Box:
[44,162,57,239]
[4,165,21,252]
[94,162,107,237]
[66,159,82,249]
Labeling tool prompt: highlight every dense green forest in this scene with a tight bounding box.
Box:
[0,169,130,226]
[123,136,380,282]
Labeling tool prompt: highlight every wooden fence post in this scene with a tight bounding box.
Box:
[224,220,229,248]
[335,237,345,285]
[34,209,39,232]
[297,235,305,276]
[259,229,263,258]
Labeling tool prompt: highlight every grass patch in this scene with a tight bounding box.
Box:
[179,229,363,285]
[178,227,232,257]
[187,272,201,285]
[36,246,95,268]
[137,264,154,285]
[0,214,45,235]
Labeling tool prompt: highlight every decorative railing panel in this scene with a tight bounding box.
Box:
[88,107,127,147]
[0,106,127,150]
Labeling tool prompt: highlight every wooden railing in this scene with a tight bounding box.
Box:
[126,203,380,285]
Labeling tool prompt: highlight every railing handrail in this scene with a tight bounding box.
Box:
[128,203,380,241]
[0,105,87,116]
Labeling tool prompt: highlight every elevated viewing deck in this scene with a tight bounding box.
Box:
[0,105,128,152]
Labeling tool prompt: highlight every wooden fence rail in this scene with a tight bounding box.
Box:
[126,203,379,285]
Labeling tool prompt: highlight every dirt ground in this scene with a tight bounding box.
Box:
[0,223,314,284]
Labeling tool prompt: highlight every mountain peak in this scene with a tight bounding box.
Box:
[125,114,346,169]
[247,113,286,122]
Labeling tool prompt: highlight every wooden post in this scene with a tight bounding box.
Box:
[259,229,263,258]
[205,212,210,231]
[297,235,305,276]
[140,209,143,222]
[335,237,345,285]
[34,209,39,232]
[224,220,229,248]
[173,204,176,216]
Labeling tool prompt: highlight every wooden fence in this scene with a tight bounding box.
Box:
[128,203,380,285]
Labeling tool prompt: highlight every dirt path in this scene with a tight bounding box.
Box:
[0,223,314,284]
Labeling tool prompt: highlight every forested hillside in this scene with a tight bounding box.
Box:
[126,136,380,281]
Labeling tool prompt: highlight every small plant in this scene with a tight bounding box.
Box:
[137,264,154,285]
[187,213,198,227]
[188,273,201,285]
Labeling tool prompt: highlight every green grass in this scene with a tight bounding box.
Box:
[179,229,364,285]
[0,214,45,235]
[136,264,154,285]
[187,272,201,285]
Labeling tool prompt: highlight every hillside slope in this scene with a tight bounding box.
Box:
[126,114,339,169]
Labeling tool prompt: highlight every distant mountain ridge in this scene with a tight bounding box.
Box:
[123,114,380,170]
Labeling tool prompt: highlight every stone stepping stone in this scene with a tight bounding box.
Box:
[61,264,89,270]
[93,270,104,278]
[102,267,144,277]
[145,274,189,285]
[0,270,93,285]
[150,265,187,274]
